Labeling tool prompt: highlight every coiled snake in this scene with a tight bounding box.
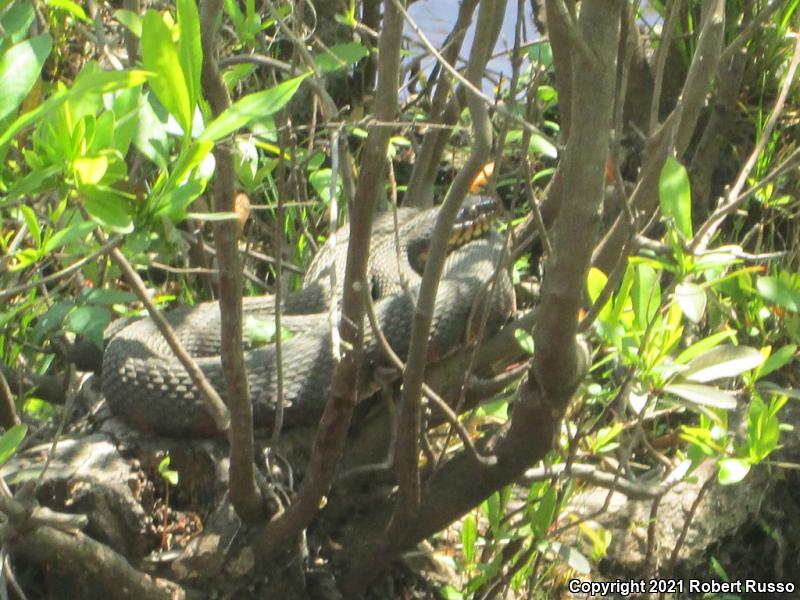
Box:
[102,197,515,436]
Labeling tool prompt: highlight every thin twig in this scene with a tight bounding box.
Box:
[0,236,122,303]
[691,34,800,253]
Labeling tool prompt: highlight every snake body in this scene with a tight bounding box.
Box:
[102,202,515,437]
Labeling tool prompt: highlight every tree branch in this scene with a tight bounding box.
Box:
[200,0,263,523]
[261,0,406,554]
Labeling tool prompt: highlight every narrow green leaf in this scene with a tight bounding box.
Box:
[200,73,310,142]
[632,263,660,329]
[141,10,192,135]
[675,281,706,323]
[658,156,693,239]
[20,204,41,248]
[43,220,94,254]
[460,514,477,564]
[0,34,52,122]
[664,383,737,410]
[0,425,28,467]
[756,345,797,381]
[177,0,202,112]
[682,345,764,383]
[675,330,736,364]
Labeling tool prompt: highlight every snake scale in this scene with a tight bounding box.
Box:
[102,197,515,437]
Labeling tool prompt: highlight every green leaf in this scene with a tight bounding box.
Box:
[313,42,369,73]
[460,514,477,565]
[1,2,36,43]
[658,156,692,239]
[84,288,138,305]
[67,305,112,347]
[0,34,52,122]
[664,383,737,410]
[46,0,90,22]
[513,329,534,354]
[529,486,557,538]
[309,168,342,204]
[682,345,764,383]
[587,267,612,322]
[20,204,41,248]
[632,263,660,329]
[675,330,736,364]
[152,181,204,220]
[0,425,28,467]
[83,186,134,233]
[114,9,142,37]
[200,73,310,142]
[756,276,800,312]
[158,455,179,486]
[73,155,109,185]
[0,69,148,148]
[177,0,202,112]
[141,10,192,135]
[529,133,558,158]
[675,281,706,323]
[43,220,94,254]
[243,316,292,345]
[551,542,591,574]
[756,345,797,381]
[163,140,213,194]
[133,92,170,169]
[717,458,750,485]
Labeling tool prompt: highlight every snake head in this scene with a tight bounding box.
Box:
[407,194,500,273]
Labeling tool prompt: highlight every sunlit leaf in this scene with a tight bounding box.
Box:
[756,345,797,381]
[513,329,534,354]
[200,73,310,142]
[675,330,736,364]
[659,156,692,238]
[675,282,706,323]
[0,69,148,148]
[83,186,134,233]
[717,458,750,485]
[460,514,477,565]
[46,0,90,22]
[682,345,764,383]
[664,383,737,410]
[74,155,109,185]
[177,0,202,112]
[0,425,28,467]
[142,10,192,135]
[756,276,800,312]
[0,34,52,122]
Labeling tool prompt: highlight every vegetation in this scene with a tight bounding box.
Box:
[0,0,798,597]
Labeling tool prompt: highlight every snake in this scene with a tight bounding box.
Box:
[101,196,516,437]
